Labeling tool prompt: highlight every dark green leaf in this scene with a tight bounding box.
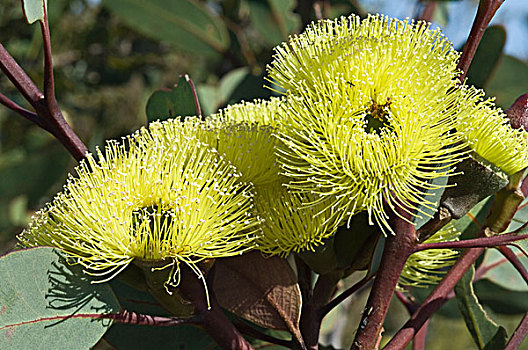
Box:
[475,279,528,315]
[146,75,199,122]
[451,196,494,239]
[486,55,528,108]
[248,0,300,46]
[414,171,449,228]
[466,26,506,88]
[0,247,120,349]
[454,265,508,349]
[441,155,507,220]
[333,213,380,271]
[102,0,229,55]
[21,0,47,24]
[105,279,218,349]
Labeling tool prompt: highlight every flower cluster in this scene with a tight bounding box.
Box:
[19,14,528,289]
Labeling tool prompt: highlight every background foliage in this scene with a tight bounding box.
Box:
[1,0,528,348]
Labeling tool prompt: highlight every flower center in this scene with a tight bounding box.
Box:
[365,98,392,134]
[132,204,175,237]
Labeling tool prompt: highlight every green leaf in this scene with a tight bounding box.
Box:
[451,196,494,239]
[102,0,229,55]
[105,279,218,349]
[145,75,200,123]
[486,55,528,108]
[475,279,528,315]
[441,154,507,220]
[454,265,508,350]
[21,0,47,24]
[0,247,120,349]
[466,26,506,89]
[507,196,528,233]
[480,241,528,292]
[413,171,449,229]
[248,0,300,46]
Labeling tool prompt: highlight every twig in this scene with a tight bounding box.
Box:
[497,245,528,286]
[0,43,44,104]
[0,27,88,161]
[395,291,418,315]
[184,74,201,117]
[0,92,48,130]
[417,1,437,22]
[414,233,528,252]
[101,310,203,326]
[40,7,55,104]
[457,0,506,82]
[505,312,528,350]
[351,209,417,349]
[321,274,372,317]
[412,319,430,350]
[384,247,485,350]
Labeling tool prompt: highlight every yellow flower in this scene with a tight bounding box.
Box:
[18,119,259,286]
[209,98,342,255]
[399,224,460,288]
[456,86,528,175]
[267,14,466,233]
[254,182,342,256]
[207,97,285,186]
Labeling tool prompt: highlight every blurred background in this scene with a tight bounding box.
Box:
[1,0,527,348]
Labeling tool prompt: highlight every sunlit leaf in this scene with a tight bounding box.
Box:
[0,247,119,349]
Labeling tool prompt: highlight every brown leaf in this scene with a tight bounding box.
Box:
[213,251,302,342]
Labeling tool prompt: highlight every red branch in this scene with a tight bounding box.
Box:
[0,19,88,161]
[321,274,372,317]
[414,233,528,252]
[457,0,505,82]
[352,213,417,349]
[505,312,528,350]
[0,310,200,330]
[497,245,528,286]
[384,247,485,349]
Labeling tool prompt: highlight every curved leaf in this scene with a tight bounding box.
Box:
[146,75,200,122]
[213,252,303,344]
[21,0,47,24]
[454,265,507,350]
[0,247,120,349]
[102,0,229,55]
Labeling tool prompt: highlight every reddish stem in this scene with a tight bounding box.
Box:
[40,8,55,104]
[351,214,417,349]
[417,1,437,22]
[0,43,44,103]
[101,310,202,326]
[457,0,505,82]
[497,245,528,286]
[184,74,201,117]
[414,233,528,252]
[0,36,88,161]
[0,92,48,130]
[412,319,430,350]
[321,274,373,317]
[384,248,485,350]
[505,312,528,350]
[177,266,254,350]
